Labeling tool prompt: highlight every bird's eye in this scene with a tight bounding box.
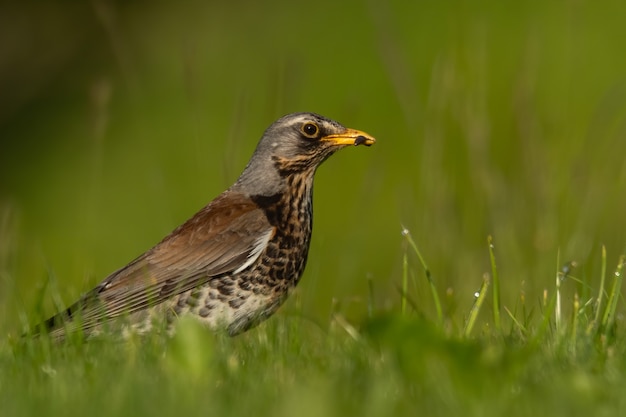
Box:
[301,122,319,138]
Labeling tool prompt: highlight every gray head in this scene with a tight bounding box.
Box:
[233,112,375,196]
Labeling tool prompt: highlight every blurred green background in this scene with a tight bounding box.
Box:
[1,0,625,333]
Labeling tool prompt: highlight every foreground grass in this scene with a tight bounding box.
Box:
[3,315,626,417]
[3,242,626,417]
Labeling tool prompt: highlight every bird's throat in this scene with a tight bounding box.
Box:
[251,173,314,234]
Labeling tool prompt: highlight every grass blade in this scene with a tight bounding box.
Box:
[463,274,489,338]
[601,254,625,336]
[402,228,442,324]
[587,245,607,335]
[555,249,562,334]
[402,246,408,315]
[503,305,528,337]
[487,235,501,332]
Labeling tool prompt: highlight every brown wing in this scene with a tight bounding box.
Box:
[44,190,275,334]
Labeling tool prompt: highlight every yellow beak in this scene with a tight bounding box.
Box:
[321,128,376,147]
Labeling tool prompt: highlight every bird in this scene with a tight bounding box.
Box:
[38,112,375,339]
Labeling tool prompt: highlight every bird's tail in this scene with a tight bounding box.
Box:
[28,289,102,340]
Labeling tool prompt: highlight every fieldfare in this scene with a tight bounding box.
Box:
[39,112,375,338]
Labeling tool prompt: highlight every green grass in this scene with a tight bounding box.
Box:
[3,248,626,417]
[2,0,626,416]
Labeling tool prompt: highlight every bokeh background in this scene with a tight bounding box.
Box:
[1,0,625,333]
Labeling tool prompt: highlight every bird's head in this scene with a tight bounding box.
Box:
[235,112,375,196]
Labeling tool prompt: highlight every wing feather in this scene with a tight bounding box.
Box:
[44,190,275,334]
